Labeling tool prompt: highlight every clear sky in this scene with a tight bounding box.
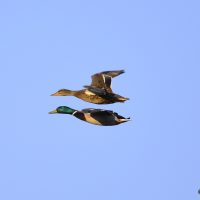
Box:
[1,0,200,199]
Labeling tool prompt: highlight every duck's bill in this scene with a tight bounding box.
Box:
[48,109,58,114]
[50,92,58,96]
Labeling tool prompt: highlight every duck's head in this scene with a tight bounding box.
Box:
[49,106,76,115]
[51,89,73,96]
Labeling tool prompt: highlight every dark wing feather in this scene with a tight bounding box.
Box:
[91,74,112,92]
[99,70,125,78]
[91,74,104,88]
[84,86,107,95]
[90,70,124,92]
[86,109,129,120]
[81,108,128,125]
[88,110,118,125]
[81,108,114,114]
[103,75,112,91]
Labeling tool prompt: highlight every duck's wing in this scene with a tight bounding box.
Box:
[83,86,107,95]
[90,70,125,92]
[88,110,130,123]
[81,108,113,114]
[99,70,125,78]
[90,74,112,92]
[80,109,116,125]
[84,86,120,102]
[89,110,122,125]
[83,108,128,120]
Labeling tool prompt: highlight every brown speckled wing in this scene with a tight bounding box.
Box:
[91,73,112,92]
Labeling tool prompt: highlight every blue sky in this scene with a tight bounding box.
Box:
[1,0,200,199]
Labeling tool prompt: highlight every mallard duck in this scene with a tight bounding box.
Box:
[49,106,130,126]
[51,70,129,104]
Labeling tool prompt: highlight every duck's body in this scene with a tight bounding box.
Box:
[49,106,130,126]
[51,70,129,104]
[53,88,128,104]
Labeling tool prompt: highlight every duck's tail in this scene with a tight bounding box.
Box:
[118,96,130,102]
[112,94,129,102]
[119,117,131,123]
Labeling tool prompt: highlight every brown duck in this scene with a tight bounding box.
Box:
[51,70,129,104]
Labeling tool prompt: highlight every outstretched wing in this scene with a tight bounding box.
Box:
[91,74,112,92]
[90,70,125,92]
[99,70,125,78]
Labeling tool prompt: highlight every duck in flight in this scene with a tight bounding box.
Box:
[49,106,130,126]
[51,70,129,104]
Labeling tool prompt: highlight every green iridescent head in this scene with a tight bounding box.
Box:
[49,106,76,115]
